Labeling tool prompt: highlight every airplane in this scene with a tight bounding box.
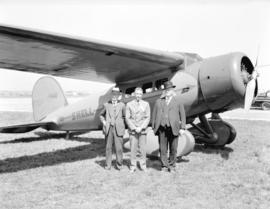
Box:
[0,25,259,156]
[252,90,270,110]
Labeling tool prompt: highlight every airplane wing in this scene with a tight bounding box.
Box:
[0,121,56,133]
[0,25,184,84]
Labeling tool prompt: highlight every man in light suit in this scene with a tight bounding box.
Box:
[126,87,150,172]
[100,87,125,170]
[152,81,186,172]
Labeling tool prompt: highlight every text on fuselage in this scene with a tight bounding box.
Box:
[72,108,96,121]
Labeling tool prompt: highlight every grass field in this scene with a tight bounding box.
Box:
[0,111,269,209]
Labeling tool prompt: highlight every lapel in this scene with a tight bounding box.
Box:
[161,98,166,112]
[168,97,177,110]
[107,102,114,118]
[114,103,121,117]
[108,102,121,118]
[137,100,146,112]
[132,99,140,112]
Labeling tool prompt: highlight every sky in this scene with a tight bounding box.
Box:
[0,0,269,92]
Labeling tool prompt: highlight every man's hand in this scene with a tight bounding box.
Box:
[135,127,142,133]
[179,129,185,135]
[102,121,106,126]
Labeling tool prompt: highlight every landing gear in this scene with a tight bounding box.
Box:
[189,114,236,147]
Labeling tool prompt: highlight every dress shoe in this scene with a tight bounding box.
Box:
[104,166,111,170]
[170,167,176,172]
[161,167,169,172]
[116,164,122,170]
[130,167,136,173]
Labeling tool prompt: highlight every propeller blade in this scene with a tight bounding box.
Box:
[254,79,258,98]
[244,79,256,111]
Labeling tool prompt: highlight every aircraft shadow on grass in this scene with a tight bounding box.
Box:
[0,132,108,174]
[0,131,87,144]
[193,144,234,160]
[0,131,233,174]
[95,146,190,171]
[0,132,136,174]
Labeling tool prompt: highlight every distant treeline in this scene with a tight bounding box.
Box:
[0,91,91,98]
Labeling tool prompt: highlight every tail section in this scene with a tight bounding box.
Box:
[32,76,67,121]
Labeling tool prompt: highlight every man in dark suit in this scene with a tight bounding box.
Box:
[152,81,186,172]
[100,87,126,170]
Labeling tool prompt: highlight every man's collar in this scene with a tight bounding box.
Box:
[161,93,176,99]
[133,99,141,103]
[160,91,176,99]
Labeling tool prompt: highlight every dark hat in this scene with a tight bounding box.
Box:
[163,81,176,90]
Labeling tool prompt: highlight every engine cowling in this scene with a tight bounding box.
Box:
[199,52,255,112]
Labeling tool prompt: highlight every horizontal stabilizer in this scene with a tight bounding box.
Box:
[0,122,56,133]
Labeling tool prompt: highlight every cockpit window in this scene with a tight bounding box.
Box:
[155,78,168,90]
[125,87,136,95]
[124,78,168,97]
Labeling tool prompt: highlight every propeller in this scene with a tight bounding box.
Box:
[244,48,260,111]
[244,75,257,110]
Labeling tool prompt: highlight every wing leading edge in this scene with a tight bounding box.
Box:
[0,25,184,83]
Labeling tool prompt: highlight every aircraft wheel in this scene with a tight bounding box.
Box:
[190,120,236,147]
[223,121,236,144]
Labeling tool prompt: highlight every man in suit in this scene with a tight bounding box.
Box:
[100,87,125,170]
[126,87,150,172]
[152,81,186,172]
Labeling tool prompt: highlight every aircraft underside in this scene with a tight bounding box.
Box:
[189,114,236,147]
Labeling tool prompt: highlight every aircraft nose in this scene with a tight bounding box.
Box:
[198,53,256,111]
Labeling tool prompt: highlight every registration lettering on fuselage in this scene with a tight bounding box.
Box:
[72,108,96,121]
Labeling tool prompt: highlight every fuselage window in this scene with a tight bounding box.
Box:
[142,82,153,93]
[125,87,136,95]
[155,78,168,90]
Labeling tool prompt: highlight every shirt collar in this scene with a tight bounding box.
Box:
[160,91,176,99]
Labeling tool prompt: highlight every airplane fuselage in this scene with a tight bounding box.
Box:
[43,52,254,132]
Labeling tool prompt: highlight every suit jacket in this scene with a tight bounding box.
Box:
[125,99,150,134]
[152,96,186,136]
[99,101,126,137]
